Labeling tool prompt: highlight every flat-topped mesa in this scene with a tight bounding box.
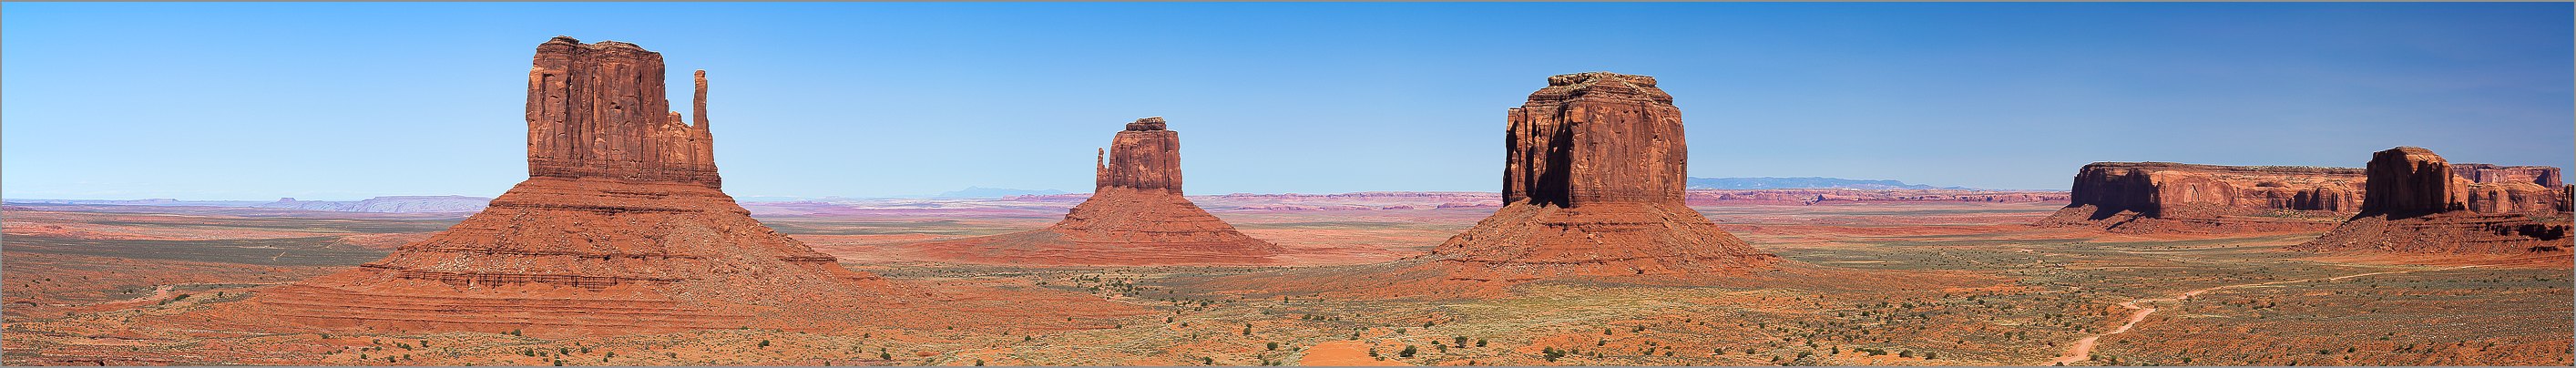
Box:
[2449,163,2567,215]
[2360,147,2569,217]
[2452,164,2563,188]
[1430,72,1778,281]
[1504,72,1688,207]
[2039,161,2368,233]
[1097,117,1182,193]
[2295,147,2571,255]
[526,36,720,187]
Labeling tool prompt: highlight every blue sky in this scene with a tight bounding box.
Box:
[5,2,2569,199]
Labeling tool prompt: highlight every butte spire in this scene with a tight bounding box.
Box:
[1429,72,1781,281]
[249,36,905,336]
[910,117,1283,266]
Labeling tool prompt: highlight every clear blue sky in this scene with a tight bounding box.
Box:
[5,2,2569,199]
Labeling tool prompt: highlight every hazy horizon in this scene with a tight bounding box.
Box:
[7,3,2570,200]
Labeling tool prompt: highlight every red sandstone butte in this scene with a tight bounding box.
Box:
[2035,162,2369,233]
[2294,147,2572,254]
[908,118,1283,266]
[1427,72,1780,281]
[250,36,909,336]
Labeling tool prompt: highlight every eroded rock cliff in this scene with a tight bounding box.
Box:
[907,118,1283,266]
[2295,147,2571,255]
[247,37,1147,337]
[2036,162,2367,233]
[1429,72,1780,281]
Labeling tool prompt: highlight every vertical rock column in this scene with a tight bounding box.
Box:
[2360,147,2462,216]
[1504,72,1688,207]
[1099,117,1183,194]
[1431,72,1777,279]
[526,36,720,187]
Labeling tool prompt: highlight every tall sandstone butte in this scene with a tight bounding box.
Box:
[251,36,911,336]
[2295,147,2572,254]
[2036,162,2368,233]
[1430,72,1780,281]
[908,118,1283,266]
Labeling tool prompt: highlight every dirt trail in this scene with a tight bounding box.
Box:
[101,285,175,306]
[2043,264,2486,365]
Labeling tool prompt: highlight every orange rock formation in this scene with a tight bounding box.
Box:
[2295,147,2572,254]
[1427,72,1781,281]
[252,36,911,336]
[2037,162,2368,233]
[907,118,1283,266]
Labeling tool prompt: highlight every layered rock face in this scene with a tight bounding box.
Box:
[526,37,721,187]
[1098,118,1181,193]
[909,118,1283,266]
[2295,147,2572,254]
[2036,162,2367,233]
[254,37,905,336]
[2449,163,2569,215]
[1429,72,1780,281]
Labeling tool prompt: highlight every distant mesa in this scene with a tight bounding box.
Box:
[3,196,493,213]
[256,196,492,213]
[906,117,1285,266]
[2292,147,2571,254]
[2035,162,2369,233]
[1686,177,1968,190]
[1426,72,1782,281]
[933,187,1068,199]
[247,36,921,336]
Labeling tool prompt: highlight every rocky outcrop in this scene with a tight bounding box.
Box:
[2452,163,2568,215]
[2036,162,2367,233]
[2452,164,2562,188]
[2295,147,2571,254]
[525,36,720,187]
[907,118,1283,266]
[1098,117,1181,193]
[1427,72,1780,281]
[251,37,912,337]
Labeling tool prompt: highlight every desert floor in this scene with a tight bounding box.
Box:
[4,199,2568,365]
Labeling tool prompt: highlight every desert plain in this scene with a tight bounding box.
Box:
[5,193,2567,366]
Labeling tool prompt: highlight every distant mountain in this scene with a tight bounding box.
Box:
[1685,177,1968,190]
[5,195,491,213]
[259,196,490,213]
[932,187,1068,199]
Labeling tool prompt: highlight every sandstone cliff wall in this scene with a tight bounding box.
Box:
[2039,162,2366,233]
[526,36,720,187]
[1503,73,1689,207]
[1097,118,1182,193]
[1433,72,1778,281]
[2296,147,2571,255]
